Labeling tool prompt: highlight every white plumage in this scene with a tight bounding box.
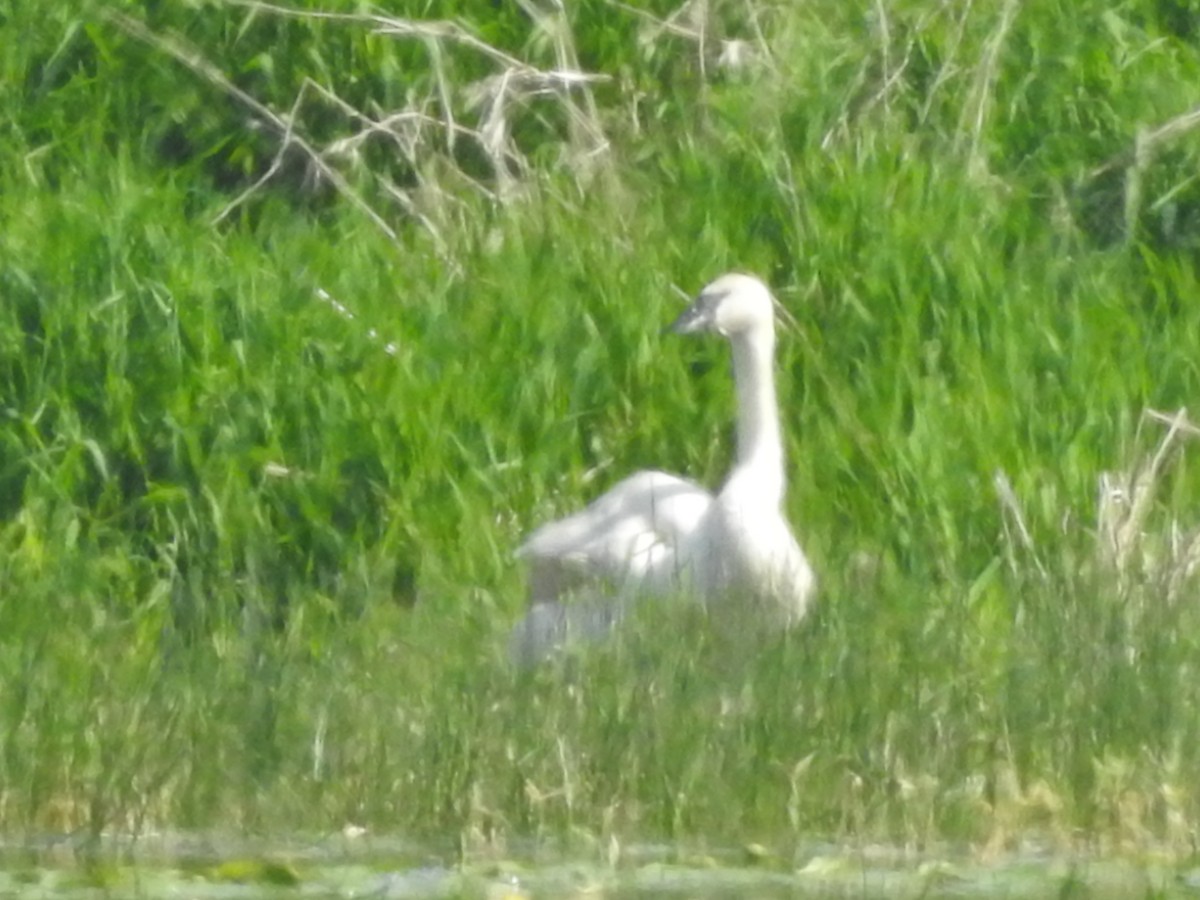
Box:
[510,273,815,664]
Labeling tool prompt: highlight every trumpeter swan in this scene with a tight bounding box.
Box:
[510,273,815,664]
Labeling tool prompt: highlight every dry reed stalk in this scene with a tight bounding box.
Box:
[107,2,611,252]
[105,10,402,247]
[997,408,1200,597]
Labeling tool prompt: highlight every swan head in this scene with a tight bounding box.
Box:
[669,273,775,338]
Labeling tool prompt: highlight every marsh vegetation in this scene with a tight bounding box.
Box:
[4,0,1200,879]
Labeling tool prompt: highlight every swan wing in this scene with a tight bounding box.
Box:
[518,470,713,599]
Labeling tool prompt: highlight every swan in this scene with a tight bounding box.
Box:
[510,273,815,664]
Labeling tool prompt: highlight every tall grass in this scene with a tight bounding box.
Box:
[3,0,1200,858]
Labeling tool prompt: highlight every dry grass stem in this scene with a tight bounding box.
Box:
[1098,408,1199,587]
[1088,104,1200,182]
[604,0,717,81]
[226,0,528,69]
[105,10,402,246]
[314,288,399,358]
[1104,409,1182,570]
[111,2,611,247]
[822,0,956,150]
[917,0,974,126]
[957,0,1020,177]
[993,469,1048,579]
[1082,104,1200,241]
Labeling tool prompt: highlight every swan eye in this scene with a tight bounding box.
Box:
[669,288,729,334]
[701,288,732,310]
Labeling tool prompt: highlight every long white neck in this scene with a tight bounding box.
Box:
[725,323,785,507]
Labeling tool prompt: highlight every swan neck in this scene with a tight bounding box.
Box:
[729,325,784,501]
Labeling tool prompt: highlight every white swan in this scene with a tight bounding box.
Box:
[510,273,815,664]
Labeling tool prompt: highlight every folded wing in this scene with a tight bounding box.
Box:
[517,469,713,602]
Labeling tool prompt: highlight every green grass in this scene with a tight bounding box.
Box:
[3,0,1200,862]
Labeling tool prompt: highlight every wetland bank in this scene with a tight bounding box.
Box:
[4,0,1200,893]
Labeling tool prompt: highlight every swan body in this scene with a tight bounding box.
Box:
[510,273,815,664]
[518,470,712,599]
